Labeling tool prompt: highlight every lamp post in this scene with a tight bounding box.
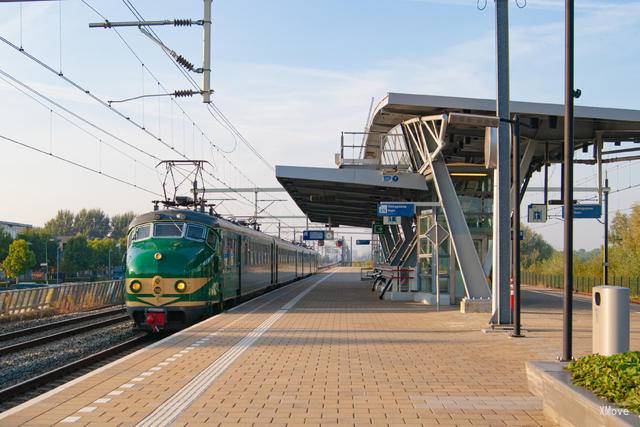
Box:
[603,177,609,286]
[562,0,575,362]
[56,241,61,284]
[44,241,48,285]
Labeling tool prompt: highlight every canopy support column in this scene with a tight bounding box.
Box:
[402,116,491,300]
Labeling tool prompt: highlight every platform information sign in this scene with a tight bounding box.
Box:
[356,240,371,245]
[561,204,602,219]
[377,202,415,217]
[303,230,325,240]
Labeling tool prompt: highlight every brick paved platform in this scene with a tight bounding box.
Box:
[1,267,638,426]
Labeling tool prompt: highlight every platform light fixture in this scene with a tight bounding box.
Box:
[450,173,489,177]
[448,113,500,128]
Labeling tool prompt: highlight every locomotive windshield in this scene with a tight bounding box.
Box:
[128,222,213,246]
[154,222,184,237]
[186,225,205,240]
[132,224,150,241]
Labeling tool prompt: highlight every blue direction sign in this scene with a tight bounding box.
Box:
[303,230,325,240]
[356,240,371,245]
[377,202,415,217]
[561,204,602,219]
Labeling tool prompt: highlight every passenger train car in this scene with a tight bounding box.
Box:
[125,209,318,331]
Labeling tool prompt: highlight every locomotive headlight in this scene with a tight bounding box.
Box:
[130,280,142,293]
[175,280,187,293]
[154,252,163,260]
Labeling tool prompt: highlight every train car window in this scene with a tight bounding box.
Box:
[132,224,150,242]
[221,237,226,266]
[186,224,205,241]
[206,230,217,248]
[153,222,184,237]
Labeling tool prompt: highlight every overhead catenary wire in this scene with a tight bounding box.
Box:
[0,34,186,159]
[0,133,161,196]
[0,66,163,165]
[120,0,274,172]
[0,73,158,173]
[80,0,269,194]
[0,37,260,218]
[113,0,236,153]
[7,1,293,228]
[117,2,266,174]
[116,0,295,225]
[2,29,244,209]
[116,0,245,166]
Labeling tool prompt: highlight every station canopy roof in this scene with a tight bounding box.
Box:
[364,92,640,163]
[278,93,640,229]
[275,166,430,228]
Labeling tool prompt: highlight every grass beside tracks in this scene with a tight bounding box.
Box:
[567,352,640,414]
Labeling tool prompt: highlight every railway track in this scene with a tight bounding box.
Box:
[0,306,145,411]
[0,312,130,356]
[0,306,125,342]
[0,333,150,410]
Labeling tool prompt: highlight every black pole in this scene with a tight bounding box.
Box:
[562,0,575,362]
[603,178,609,285]
[544,142,549,205]
[512,115,523,337]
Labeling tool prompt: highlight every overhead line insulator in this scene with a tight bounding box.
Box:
[173,19,193,27]
[175,55,194,71]
[174,90,196,98]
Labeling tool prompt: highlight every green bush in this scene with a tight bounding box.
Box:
[567,352,640,414]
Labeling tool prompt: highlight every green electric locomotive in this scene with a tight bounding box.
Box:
[125,208,318,331]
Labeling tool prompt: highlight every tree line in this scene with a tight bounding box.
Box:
[1,209,135,282]
[522,204,640,279]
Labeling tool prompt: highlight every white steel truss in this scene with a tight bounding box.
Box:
[401,114,491,300]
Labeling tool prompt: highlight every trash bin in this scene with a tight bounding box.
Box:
[593,286,630,356]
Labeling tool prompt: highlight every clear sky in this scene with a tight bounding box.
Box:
[0,0,639,252]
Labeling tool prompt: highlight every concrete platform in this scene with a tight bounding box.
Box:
[1,267,639,426]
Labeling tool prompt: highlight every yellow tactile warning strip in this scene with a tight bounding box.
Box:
[0,271,334,426]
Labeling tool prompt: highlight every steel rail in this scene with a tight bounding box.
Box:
[0,314,131,356]
[0,334,148,402]
[0,307,126,342]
